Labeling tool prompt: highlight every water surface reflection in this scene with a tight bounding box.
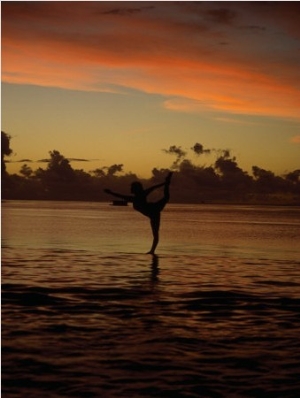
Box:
[2,202,300,397]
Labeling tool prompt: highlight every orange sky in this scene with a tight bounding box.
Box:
[2,1,300,177]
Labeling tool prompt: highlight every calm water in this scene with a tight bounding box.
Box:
[2,201,300,397]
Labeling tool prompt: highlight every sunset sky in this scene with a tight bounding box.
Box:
[2,1,300,177]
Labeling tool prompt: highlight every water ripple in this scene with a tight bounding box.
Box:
[2,253,300,397]
[2,201,300,397]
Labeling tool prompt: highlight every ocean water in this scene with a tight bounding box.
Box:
[2,201,300,398]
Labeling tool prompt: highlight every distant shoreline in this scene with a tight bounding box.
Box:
[2,198,299,207]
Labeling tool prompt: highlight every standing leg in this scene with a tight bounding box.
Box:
[147,173,172,253]
[148,214,160,254]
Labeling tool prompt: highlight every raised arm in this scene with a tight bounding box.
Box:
[104,189,133,202]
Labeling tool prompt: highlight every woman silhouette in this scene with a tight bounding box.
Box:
[104,172,173,254]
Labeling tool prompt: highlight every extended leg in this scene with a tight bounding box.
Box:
[164,172,173,201]
[148,214,160,254]
[155,172,173,212]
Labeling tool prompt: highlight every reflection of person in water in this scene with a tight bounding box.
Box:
[104,172,173,254]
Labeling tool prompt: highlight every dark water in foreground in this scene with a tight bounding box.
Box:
[2,201,300,397]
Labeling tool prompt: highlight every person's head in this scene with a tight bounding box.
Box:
[131,181,144,195]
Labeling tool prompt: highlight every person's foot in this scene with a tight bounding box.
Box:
[165,171,173,185]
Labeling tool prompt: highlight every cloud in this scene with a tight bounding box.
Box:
[2,2,300,119]
[214,116,258,125]
[191,143,211,156]
[36,157,93,163]
[163,98,208,113]
[102,5,154,16]
[290,136,300,144]
[5,158,33,163]
[68,158,90,162]
[242,25,266,32]
[102,8,141,16]
[163,145,187,159]
[205,8,237,25]
[8,157,96,165]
